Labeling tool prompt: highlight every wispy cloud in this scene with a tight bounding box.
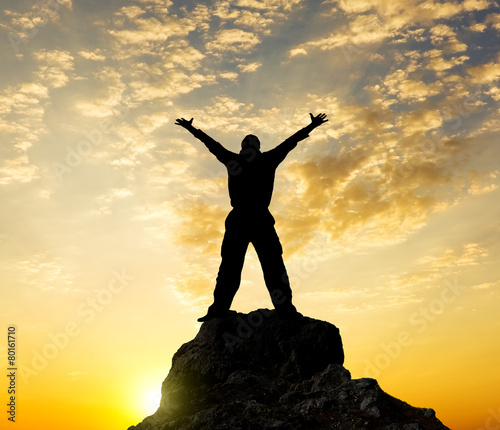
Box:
[34,50,75,88]
[0,81,49,185]
[206,28,262,55]
[6,252,75,293]
[289,0,493,57]
[299,242,490,312]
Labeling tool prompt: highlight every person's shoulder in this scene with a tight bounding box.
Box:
[261,148,277,156]
[262,146,284,159]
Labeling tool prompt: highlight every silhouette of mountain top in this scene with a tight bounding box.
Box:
[128,309,450,430]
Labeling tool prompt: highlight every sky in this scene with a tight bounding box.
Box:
[1,0,500,429]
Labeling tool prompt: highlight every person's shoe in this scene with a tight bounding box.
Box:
[276,303,302,320]
[197,311,227,322]
[278,311,304,321]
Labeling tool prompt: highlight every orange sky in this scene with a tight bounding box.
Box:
[1,1,500,429]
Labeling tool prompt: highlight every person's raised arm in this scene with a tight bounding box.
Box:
[305,112,328,132]
[175,117,233,164]
[288,112,328,142]
[268,113,328,163]
[175,117,195,132]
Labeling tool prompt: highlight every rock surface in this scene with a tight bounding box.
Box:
[128,309,450,430]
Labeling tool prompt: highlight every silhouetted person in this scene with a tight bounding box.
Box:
[175,113,328,322]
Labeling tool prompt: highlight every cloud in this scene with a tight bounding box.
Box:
[237,62,262,72]
[425,49,469,72]
[288,0,489,57]
[467,170,499,194]
[279,152,440,252]
[110,15,192,45]
[0,81,49,185]
[0,83,48,118]
[107,5,195,59]
[130,68,217,102]
[233,10,275,34]
[486,12,500,31]
[206,28,261,54]
[296,243,490,311]
[400,108,443,135]
[219,71,239,80]
[161,43,205,71]
[135,113,169,134]
[33,49,75,88]
[166,260,217,310]
[335,0,376,14]
[0,155,40,185]
[289,12,392,56]
[430,23,468,53]
[289,48,307,57]
[7,252,75,293]
[468,22,487,32]
[73,66,126,117]
[218,0,303,14]
[376,243,489,299]
[419,243,488,269]
[87,188,135,216]
[471,281,500,290]
[466,53,500,83]
[0,1,73,58]
[173,200,226,255]
[78,49,106,61]
[199,0,304,45]
[381,68,443,101]
[56,0,73,8]
[419,1,462,20]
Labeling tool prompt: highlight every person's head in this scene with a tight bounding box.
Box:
[241,134,261,151]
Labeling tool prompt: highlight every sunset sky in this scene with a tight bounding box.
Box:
[1,0,500,429]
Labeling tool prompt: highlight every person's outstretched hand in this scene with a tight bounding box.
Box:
[309,113,328,127]
[175,117,194,129]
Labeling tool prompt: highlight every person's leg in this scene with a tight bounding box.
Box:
[200,212,249,321]
[252,215,298,318]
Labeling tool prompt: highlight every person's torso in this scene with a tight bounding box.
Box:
[226,151,278,209]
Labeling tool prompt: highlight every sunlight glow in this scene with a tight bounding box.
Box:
[141,387,162,416]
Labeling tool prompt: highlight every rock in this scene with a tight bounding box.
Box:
[128,309,450,430]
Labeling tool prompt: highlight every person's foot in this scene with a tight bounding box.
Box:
[276,307,303,320]
[197,311,227,322]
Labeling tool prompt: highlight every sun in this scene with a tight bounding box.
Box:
[141,386,162,416]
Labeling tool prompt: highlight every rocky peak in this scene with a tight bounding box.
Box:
[128,310,450,430]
